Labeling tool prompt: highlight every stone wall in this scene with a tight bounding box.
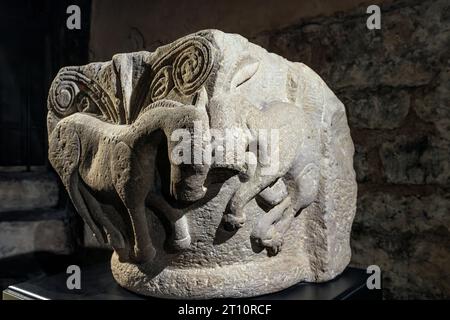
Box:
[0,0,92,291]
[251,0,449,299]
[0,170,79,256]
[89,0,390,61]
[86,0,449,299]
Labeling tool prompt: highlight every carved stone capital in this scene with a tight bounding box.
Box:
[47,30,357,298]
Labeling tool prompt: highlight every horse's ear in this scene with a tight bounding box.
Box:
[112,52,150,124]
[230,57,260,89]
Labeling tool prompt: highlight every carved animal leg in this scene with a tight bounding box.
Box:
[171,216,191,250]
[48,125,106,244]
[112,141,156,263]
[147,194,191,250]
[66,173,107,245]
[78,183,127,259]
[257,178,288,207]
[127,206,156,263]
[224,173,283,231]
[251,196,292,255]
[292,163,320,213]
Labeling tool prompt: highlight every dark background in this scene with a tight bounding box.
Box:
[0,0,448,299]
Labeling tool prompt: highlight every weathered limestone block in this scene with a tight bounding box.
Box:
[47,30,357,298]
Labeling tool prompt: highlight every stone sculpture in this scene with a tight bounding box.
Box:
[47,30,357,298]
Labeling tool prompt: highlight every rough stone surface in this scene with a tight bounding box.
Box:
[0,172,59,213]
[0,171,70,260]
[341,89,410,129]
[353,192,450,299]
[0,210,71,259]
[47,30,357,298]
[249,0,449,299]
[380,135,450,185]
[353,144,369,183]
[89,0,392,62]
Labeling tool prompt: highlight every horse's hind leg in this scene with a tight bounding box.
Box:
[251,196,292,255]
[224,173,284,231]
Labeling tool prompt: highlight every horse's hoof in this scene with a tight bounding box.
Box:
[261,233,284,256]
[222,214,246,231]
[172,235,191,250]
[133,244,156,264]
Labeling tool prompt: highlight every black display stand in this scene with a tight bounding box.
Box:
[2,261,381,300]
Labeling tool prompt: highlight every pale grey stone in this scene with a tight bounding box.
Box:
[47,30,357,299]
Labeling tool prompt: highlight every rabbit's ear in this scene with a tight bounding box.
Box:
[230,57,260,89]
[112,52,149,124]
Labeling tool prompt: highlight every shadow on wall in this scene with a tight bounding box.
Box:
[88,0,450,299]
[88,0,392,61]
[0,0,92,280]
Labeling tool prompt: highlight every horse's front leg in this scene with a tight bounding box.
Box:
[112,141,156,263]
[147,194,191,250]
[125,206,156,262]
